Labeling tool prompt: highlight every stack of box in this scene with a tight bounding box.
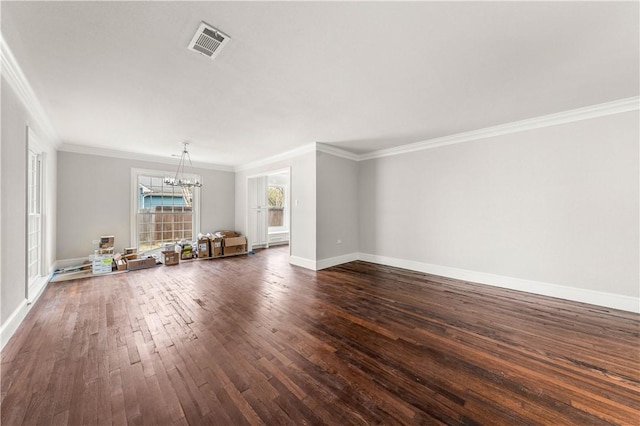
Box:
[93,235,115,274]
[187,230,248,259]
[200,232,222,258]
[161,250,179,266]
[123,247,138,261]
[197,234,211,258]
[100,236,114,249]
[177,241,193,260]
[213,231,247,256]
[211,237,223,257]
[113,253,127,271]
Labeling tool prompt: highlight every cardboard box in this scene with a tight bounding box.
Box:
[122,247,138,260]
[96,247,114,255]
[215,230,239,238]
[127,257,156,270]
[114,259,127,271]
[100,235,115,248]
[223,236,247,255]
[197,238,210,258]
[93,254,114,274]
[180,244,193,260]
[112,253,127,271]
[162,250,179,266]
[211,237,223,257]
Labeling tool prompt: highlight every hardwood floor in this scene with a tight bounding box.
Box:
[2,246,639,425]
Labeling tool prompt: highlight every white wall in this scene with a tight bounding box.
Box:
[235,150,316,263]
[56,151,235,260]
[0,81,2,330]
[1,77,58,330]
[316,151,359,261]
[358,111,639,301]
[234,149,357,269]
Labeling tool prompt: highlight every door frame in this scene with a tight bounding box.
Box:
[246,167,291,254]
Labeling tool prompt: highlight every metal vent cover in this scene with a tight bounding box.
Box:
[188,22,230,60]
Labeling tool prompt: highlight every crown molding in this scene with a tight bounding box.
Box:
[234,142,317,172]
[316,142,360,161]
[234,96,639,170]
[58,143,235,172]
[235,142,360,172]
[358,96,640,161]
[1,35,60,146]
[4,29,635,171]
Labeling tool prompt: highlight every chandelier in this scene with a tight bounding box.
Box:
[164,142,202,188]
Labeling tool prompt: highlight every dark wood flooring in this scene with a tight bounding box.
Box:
[2,246,639,425]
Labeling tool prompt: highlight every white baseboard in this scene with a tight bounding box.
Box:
[2,270,54,351]
[28,275,49,303]
[268,241,289,247]
[289,256,316,270]
[0,299,29,350]
[316,252,359,271]
[290,253,359,271]
[358,253,640,314]
[53,256,89,271]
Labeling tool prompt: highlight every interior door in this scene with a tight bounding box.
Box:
[248,177,268,249]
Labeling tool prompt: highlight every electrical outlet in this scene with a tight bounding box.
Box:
[92,239,99,245]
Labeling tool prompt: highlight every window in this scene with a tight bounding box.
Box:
[27,149,42,284]
[132,169,200,251]
[268,185,287,230]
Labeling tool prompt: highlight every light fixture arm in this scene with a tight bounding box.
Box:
[164,142,202,188]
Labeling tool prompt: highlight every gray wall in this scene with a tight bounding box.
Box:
[57,151,235,260]
[316,151,359,260]
[1,78,27,325]
[358,111,639,298]
[1,77,58,325]
[235,150,316,262]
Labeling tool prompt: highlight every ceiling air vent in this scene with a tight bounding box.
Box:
[188,22,230,60]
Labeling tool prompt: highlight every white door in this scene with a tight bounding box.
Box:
[248,176,269,249]
[248,170,291,250]
[249,176,268,209]
[248,208,268,248]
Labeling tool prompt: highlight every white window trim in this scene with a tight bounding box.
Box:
[130,168,201,250]
[27,149,42,285]
[26,127,47,302]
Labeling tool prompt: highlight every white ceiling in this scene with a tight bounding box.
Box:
[2,1,638,167]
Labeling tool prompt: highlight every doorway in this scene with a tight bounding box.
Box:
[247,168,291,252]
